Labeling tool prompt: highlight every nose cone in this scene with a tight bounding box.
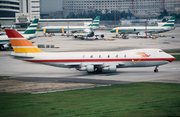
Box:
[110,29,116,33]
[170,56,175,62]
[168,54,175,62]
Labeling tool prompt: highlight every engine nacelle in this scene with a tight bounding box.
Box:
[102,65,117,72]
[101,34,104,38]
[86,65,94,73]
[74,35,78,38]
[1,44,11,50]
[78,65,94,73]
[79,67,86,71]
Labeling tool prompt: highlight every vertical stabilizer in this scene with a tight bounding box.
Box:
[5,29,43,53]
[88,16,100,27]
[162,15,176,27]
[23,18,39,34]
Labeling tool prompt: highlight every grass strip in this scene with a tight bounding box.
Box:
[164,49,180,61]
[164,50,180,53]
[173,55,180,61]
[0,76,10,80]
[0,82,180,117]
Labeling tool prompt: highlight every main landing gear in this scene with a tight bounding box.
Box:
[154,66,159,72]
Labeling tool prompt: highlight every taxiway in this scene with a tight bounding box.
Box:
[0,28,180,84]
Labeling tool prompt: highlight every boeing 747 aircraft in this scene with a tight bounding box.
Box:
[0,18,39,50]
[110,15,176,36]
[5,29,175,73]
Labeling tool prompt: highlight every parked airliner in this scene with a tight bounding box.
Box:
[39,16,100,34]
[110,15,176,36]
[5,29,175,73]
[73,28,105,40]
[0,18,39,50]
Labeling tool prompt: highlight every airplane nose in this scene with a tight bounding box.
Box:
[170,56,175,62]
[110,30,115,33]
[169,55,175,62]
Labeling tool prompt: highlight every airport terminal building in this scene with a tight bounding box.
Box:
[63,0,180,18]
[1,0,180,26]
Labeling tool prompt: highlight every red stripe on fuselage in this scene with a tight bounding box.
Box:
[25,58,175,62]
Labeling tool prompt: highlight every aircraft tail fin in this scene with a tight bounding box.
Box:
[5,29,43,53]
[162,15,176,27]
[23,18,39,34]
[88,16,100,27]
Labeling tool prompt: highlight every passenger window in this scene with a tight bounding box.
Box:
[108,55,110,58]
[99,55,101,58]
[83,55,85,58]
[124,55,126,58]
[90,55,93,58]
[116,55,118,58]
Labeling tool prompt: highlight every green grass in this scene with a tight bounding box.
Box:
[173,55,180,61]
[0,82,180,117]
[163,49,180,61]
[0,76,10,79]
[164,50,180,53]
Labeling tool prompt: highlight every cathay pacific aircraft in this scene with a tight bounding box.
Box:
[0,18,39,50]
[39,16,100,34]
[110,15,176,36]
[5,29,175,73]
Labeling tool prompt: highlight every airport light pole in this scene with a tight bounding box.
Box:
[67,20,69,37]
[114,10,116,28]
[119,0,121,27]
[145,19,147,38]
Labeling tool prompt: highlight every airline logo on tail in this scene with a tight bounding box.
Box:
[162,15,176,27]
[23,18,39,34]
[88,16,100,27]
[5,29,43,53]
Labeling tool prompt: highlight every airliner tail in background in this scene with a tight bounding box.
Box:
[0,18,39,50]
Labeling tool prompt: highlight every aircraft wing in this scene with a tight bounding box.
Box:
[94,32,113,36]
[75,33,88,37]
[94,33,106,36]
[64,62,125,68]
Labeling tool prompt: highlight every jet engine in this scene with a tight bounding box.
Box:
[86,65,94,72]
[101,34,104,38]
[1,44,11,50]
[74,35,78,38]
[102,65,117,72]
[78,65,94,73]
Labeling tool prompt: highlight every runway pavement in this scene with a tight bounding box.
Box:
[0,27,180,84]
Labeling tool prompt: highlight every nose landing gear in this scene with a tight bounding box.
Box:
[154,66,159,72]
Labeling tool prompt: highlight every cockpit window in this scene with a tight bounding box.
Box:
[159,50,164,52]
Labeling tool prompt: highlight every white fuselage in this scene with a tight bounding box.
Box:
[11,49,174,72]
[40,25,93,32]
[0,34,36,45]
[111,26,174,34]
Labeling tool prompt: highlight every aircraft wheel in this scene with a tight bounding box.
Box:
[95,38,98,40]
[154,68,158,72]
[95,68,102,73]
